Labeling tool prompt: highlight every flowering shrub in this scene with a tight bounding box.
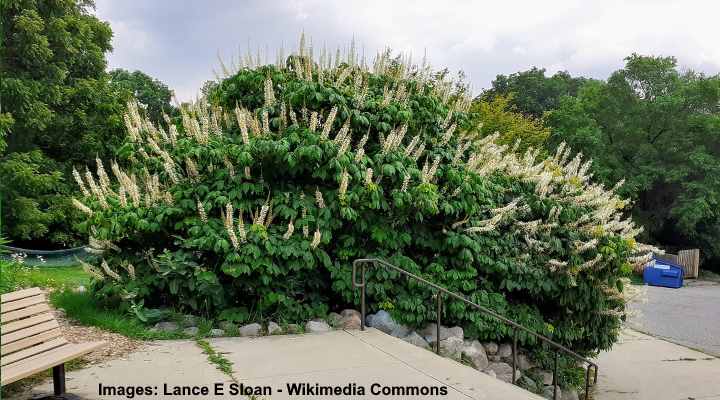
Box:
[73,39,652,354]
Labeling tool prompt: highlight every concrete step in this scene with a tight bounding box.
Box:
[211,327,542,399]
[16,328,542,399]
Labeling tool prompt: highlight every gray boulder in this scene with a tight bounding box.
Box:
[239,323,262,337]
[339,312,361,330]
[483,342,499,355]
[461,340,489,370]
[421,323,463,344]
[497,343,512,358]
[516,354,533,371]
[542,386,561,400]
[327,312,343,327]
[340,309,361,319]
[447,326,464,339]
[403,332,430,349]
[182,326,199,336]
[484,369,497,379]
[486,362,520,383]
[367,310,406,335]
[561,388,578,400]
[439,337,464,360]
[389,325,410,338]
[218,321,236,332]
[209,329,225,337]
[267,321,282,335]
[305,319,331,333]
[181,314,200,328]
[531,369,554,386]
[519,375,539,392]
[153,321,179,332]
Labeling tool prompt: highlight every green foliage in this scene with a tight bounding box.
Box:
[0,113,12,153]
[110,69,175,124]
[77,48,637,356]
[195,338,234,376]
[465,94,550,151]
[0,257,88,294]
[0,0,169,247]
[546,54,720,269]
[50,290,185,340]
[2,0,121,160]
[481,67,587,118]
[0,151,81,244]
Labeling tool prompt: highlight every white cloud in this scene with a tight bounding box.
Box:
[94,0,720,101]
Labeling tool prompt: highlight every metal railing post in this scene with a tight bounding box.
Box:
[435,292,442,354]
[350,258,599,396]
[360,264,366,331]
[594,364,598,384]
[512,328,518,383]
[585,365,591,399]
[553,352,559,400]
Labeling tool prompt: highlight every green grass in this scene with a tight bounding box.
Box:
[25,265,90,287]
[0,261,183,340]
[0,261,89,294]
[195,338,235,378]
[51,290,186,340]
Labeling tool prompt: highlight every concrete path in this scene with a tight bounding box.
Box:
[628,281,720,356]
[595,328,720,400]
[20,328,540,400]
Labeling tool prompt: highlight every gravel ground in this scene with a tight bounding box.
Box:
[54,309,144,364]
[3,308,143,398]
[627,279,720,356]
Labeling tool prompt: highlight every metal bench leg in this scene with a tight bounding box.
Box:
[53,364,66,396]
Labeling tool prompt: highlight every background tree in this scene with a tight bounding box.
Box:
[546,54,720,269]
[0,151,81,245]
[465,94,550,152]
[482,67,587,118]
[0,0,171,247]
[109,69,175,124]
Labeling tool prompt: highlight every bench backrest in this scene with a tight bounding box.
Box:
[1,287,66,367]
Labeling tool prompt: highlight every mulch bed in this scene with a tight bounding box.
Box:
[54,309,144,364]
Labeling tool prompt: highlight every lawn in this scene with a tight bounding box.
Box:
[50,290,188,340]
[0,260,187,340]
[0,261,89,294]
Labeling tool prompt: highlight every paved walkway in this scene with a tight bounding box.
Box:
[595,328,720,400]
[628,281,720,356]
[19,328,540,399]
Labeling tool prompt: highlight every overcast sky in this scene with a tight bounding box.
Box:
[93,0,720,102]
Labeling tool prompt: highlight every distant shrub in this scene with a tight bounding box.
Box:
[73,41,651,355]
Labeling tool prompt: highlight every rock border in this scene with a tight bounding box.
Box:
[151,309,579,400]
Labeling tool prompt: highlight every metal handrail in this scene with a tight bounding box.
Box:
[352,258,598,400]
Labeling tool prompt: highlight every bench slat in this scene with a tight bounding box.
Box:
[1,328,62,356]
[1,303,52,324]
[1,287,43,304]
[1,338,68,366]
[1,313,55,335]
[1,341,106,386]
[1,320,60,345]
[1,294,46,313]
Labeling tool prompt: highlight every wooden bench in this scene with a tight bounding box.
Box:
[1,287,105,397]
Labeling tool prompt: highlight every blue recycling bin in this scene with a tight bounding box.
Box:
[643,259,684,288]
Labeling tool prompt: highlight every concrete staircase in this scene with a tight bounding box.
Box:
[19,328,542,399]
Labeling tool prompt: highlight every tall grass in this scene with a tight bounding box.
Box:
[50,290,186,340]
